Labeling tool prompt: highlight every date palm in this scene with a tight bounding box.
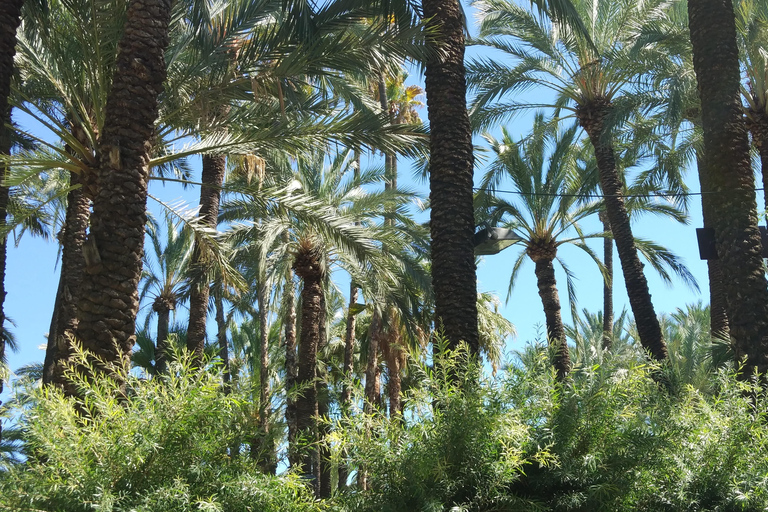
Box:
[477,115,606,379]
[469,0,670,360]
[688,0,768,374]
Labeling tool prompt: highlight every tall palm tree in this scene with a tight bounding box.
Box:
[423,0,479,355]
[688,0,768,375]
[74,0,173,384]
[477,115,606,379]
[469,0,669,360]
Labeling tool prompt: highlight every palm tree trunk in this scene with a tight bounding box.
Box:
[257,281,276,474]
[532,256,570,380]
[364,309,381,415]
[384,330,402,418]
[283,267,299,468]
[187,154,226,362]
[292,244,324,482]
[747,109,768,224]
[577,102,667,361]
[689,0,768,374]
[44,172,90,387]
[694,155,729,340]
[153,300,171,374]
[75,0,172,384]
[0,1,20,436]
[214,289,230,388]
[423,0,479,354]
[337,281,357,489]
[599,211,613,350]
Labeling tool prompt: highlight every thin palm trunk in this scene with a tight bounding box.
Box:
[153,298,172,374]
[364,309,381,415]
[599,211,613,350]
[577,102,667,361]
[689,0,768,374]
[747,109,768,224]
[257,282,276,474]
[384,329,403,417]
[292,244,324,482]
[187,153,226,362]
[423,0,478,354]
[532,255,570,380]
[214,289,230,388]
[75,0,172,384]
[283,267,299,468]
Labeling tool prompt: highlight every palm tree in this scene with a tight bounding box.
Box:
[688,0,768,375]
[477,115,606,379]
[139,214,193,374]
[469,0,669,360]
[423,0,479,355]
[73,0,173,385]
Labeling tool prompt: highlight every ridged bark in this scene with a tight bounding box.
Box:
[75,0,172,384]
[577,100,667,361]
[0,0,22,439]
[689,0,768,374]
[530,252,570,380]
[44,172,90,387]
[187,153,226,362]
[292,243,324,482]
[694,155,729,340]
[152,296,172,374]
[423,0,478,354]
[599,211,613,350]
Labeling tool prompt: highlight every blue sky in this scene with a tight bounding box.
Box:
[2,0,719,390]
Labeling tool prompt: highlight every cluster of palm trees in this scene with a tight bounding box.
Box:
[1,0,767,499]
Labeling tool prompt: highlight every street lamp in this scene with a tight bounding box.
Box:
[473,226,522,255]
[695,226,768,260]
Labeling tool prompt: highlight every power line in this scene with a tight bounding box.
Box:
[473,187,767,199]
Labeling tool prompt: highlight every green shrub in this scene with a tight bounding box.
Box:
[0,350,320,512]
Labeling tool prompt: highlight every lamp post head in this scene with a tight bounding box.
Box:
[474,226,522,255]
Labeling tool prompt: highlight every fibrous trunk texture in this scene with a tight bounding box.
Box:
[599,211,613,350]
[423,0,478,354]
[577,100,667,361]
[292,244,324,482]
[44,172,91,388]
[75,0,172,386]
[152,296,172,374]
[689,0,768,374]
[694,155,729,340]
[187,153,226,362]
[0,0,22,440]
[531,253,570,380]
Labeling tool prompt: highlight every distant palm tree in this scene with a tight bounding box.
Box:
[469,0,671,360]
[477,115,605,379]
[139,214,193,374]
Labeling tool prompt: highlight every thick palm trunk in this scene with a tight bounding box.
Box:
[599,211,613,350]
[187,153,226,361]
[423,0,478,354]
[694,155,729,340]
[283,267,299,468]
[578,102,667,361]
[292,244,324,482]
[0,0,21,437]
[75,0,172,383]
[44,172,90,387]
[532,255,570,380]
[689,0,768,374]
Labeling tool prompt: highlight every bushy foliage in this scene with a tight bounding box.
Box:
[0,351,320,512]
[338,345,768,511]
